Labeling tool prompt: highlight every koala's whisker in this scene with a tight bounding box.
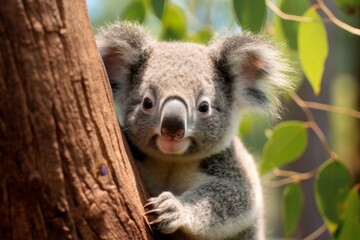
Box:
[121,127,130,132]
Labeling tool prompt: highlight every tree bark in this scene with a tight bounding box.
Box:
[0,1,152,239]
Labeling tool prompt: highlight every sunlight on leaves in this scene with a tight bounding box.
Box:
[298,7,329,95]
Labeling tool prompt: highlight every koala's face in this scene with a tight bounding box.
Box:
[122,42,232,160]
[97,22,291,161]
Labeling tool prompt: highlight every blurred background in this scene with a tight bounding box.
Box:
[86,0,359,239]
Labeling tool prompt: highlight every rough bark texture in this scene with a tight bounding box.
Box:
[0,1,152,239]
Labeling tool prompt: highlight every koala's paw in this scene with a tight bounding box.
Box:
[144,191,185,234]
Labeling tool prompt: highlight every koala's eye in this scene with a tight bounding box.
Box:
[142,97,154,110]
[198,101,209,113]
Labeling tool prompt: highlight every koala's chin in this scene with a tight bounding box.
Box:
[156,137,191,155]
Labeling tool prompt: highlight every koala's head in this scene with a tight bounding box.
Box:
[97,21,291,161]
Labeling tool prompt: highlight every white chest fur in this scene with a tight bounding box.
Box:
[136,157,213,197]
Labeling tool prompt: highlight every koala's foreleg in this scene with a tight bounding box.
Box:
[145,172,261,240]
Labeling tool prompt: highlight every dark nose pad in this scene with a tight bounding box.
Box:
[161,117,185,140]
[160,98,187,140]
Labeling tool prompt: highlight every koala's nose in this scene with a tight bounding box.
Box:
[160,98,187,140]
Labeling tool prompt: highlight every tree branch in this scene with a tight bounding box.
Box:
[303,224,327,240]
[317,0,360,36]
[265,0,313,22]
[302,100,360,119]
[263,168,316,188]
[291,93,337,160]
[265,0,360,36]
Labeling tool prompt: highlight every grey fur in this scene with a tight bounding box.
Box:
[96,21,292,240]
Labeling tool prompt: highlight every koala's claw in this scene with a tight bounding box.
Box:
[144,209,161,216]
[149,218,163,225]
[144,192,185,234]
[144,200,156,209]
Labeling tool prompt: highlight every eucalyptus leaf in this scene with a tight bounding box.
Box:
[260,121,308,174]
[335,186,360,240]
[298,7,328,95]
[282,183,304,237]
[161,3,187,40]
[187,27,213,44]
[315,160,352,233]
[121,0,146,23]
[233,0,266,33]
[151,0,166,19]
[280,0,310,50]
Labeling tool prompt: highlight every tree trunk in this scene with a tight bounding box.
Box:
[0,1,152,239]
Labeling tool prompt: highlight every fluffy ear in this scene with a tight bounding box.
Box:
[210,33,293,116]
[96,21,152,102]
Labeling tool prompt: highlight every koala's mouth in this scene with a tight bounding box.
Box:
[156,136,191,155]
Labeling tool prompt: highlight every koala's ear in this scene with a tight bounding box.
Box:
[210,33,293,116]
[96,21,152,99]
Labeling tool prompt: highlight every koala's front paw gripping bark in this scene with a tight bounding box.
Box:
[144,192,185,234]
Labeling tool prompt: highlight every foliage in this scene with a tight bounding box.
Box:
[335,0,360,15]
[87,0,360,239]
[232,0,266,33]
[261,121,308,175]
[282,183,304,237]
[315,160,352,234]
[298,7,328,95]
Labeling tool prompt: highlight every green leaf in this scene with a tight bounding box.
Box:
[187,27,213,44]
[260,121,308,174]
[161,3,187,40]
[335,0,360,16]
[233,0,266,33]
[280,0,310,50]
[315,160,352,234]
[151,0,166,19]
[298,7,329,95]
[282,183,304,237]
[336,185,360,240]
[121,0,146,23]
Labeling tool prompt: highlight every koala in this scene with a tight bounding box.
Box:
[96,21,291,240]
